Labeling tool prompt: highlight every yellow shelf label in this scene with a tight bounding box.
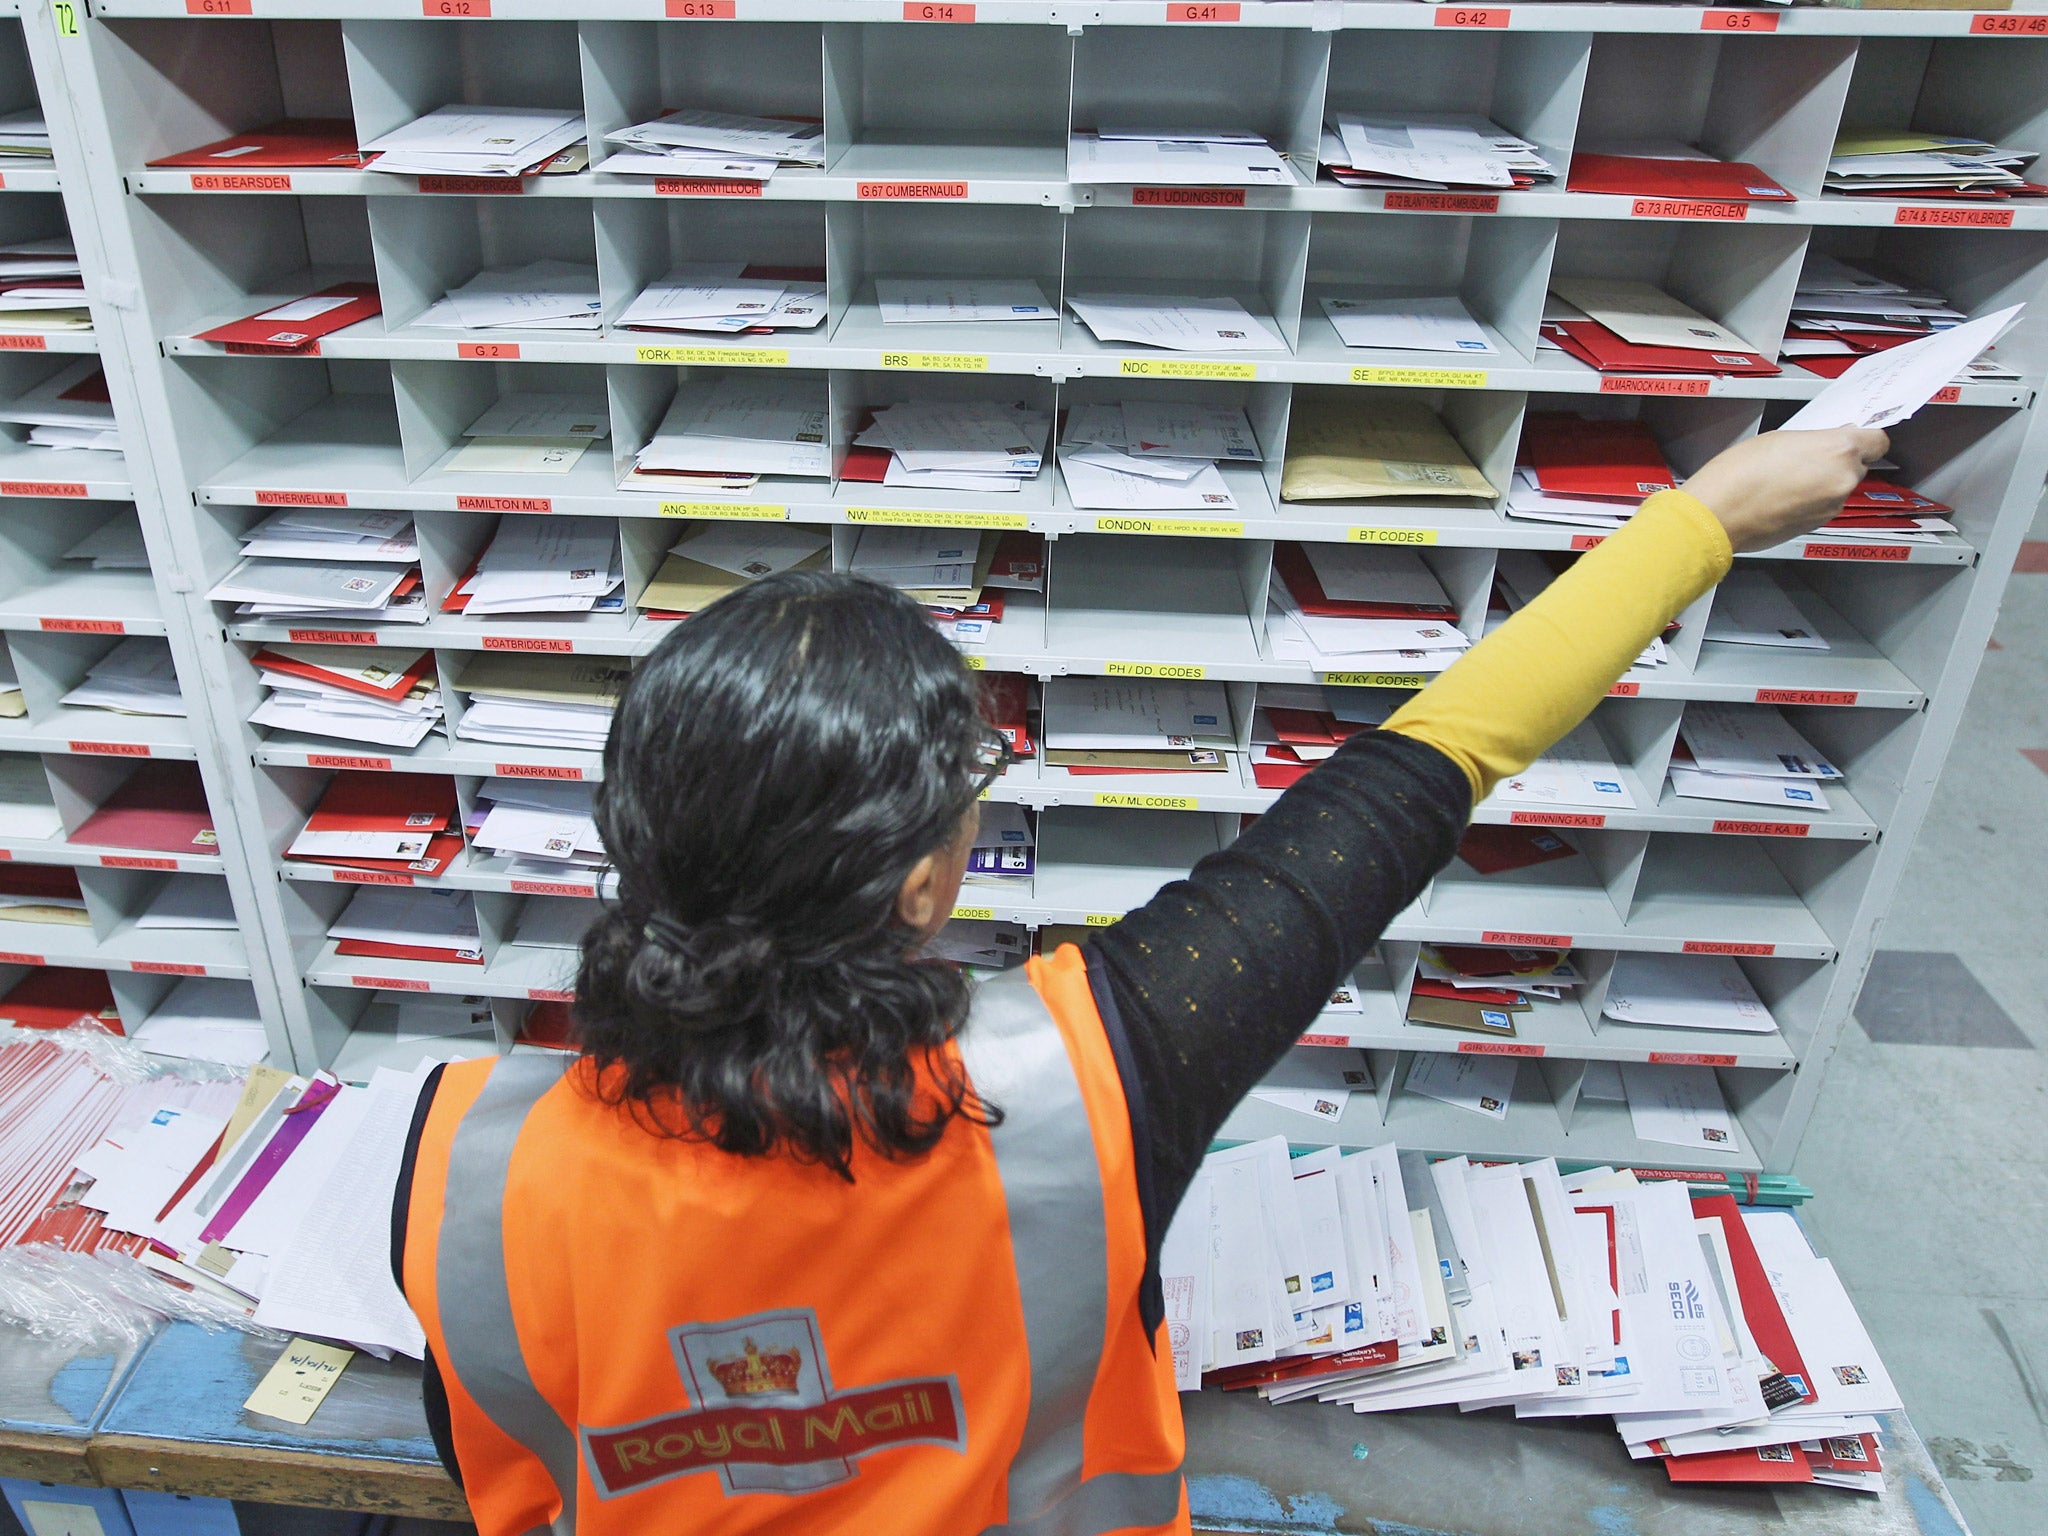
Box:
[1093,516,1244,538]
[1093,792,1200,811]
[951,906,995,921]
[845,507,1029,530]
[636,346,788,367]
[1348,526,1439,545]
[960,653,988,669]
[1319,671,1428,689]
[881,351,989,372]
[1104,661,1207,679]
[1084,913,1121,927]
[1351,366,1488,388]
[1118,359,1258,381]
[659,502,788,520]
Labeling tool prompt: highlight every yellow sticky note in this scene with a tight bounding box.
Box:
[245,1338,355,1424]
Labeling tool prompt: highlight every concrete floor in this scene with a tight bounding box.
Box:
[1795,517,2048,1536]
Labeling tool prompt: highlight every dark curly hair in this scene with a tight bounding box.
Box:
[574,568,999,1179]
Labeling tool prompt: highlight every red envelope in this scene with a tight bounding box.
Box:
[70,762,217,856]
[1520,414,1677,500]
[1566,152,1794,203]
[837,443,891,483]
[0,864,84,902]
[0,967,122,1033]
[1695,1193,1817,1409]
[1807,1434,1882,1474]
[1546,319,1780,378]
[148,119,370,170]
[1272,542,1458,619]
[1411,977,1526,1007]
[1456,823,1579,875]
[1664,1443,1812,1484]
[194,282,382,354]
[333,937,483,966]
[978,672,1036,758]
[251,646,433,704]
[1252,758,1312,790]
[519,999,578,1049]
[302,771,457,836]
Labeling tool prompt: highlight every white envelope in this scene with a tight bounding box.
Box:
[1667,763,1831,812]
[1058,451,1240,512]
[1321,295,1496,355]
[874,277,1055,324]
[1603,952,1778,1034]
[1620,1063,1738,1151]
[1703,570,1828,649]
[1119,401,1263,463]
[1680,703,1841,781]
[1066,293,1286,353]
[464,393,611,440]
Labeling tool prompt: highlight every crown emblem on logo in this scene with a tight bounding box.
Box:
[707,1337,802,1397]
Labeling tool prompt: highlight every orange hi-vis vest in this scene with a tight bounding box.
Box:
[402,947,1190,1536]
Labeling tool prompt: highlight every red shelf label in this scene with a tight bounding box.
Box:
[1600,376,1711,396]
[420,176,523,195]
[1572,535,1607,551]
[1700,9,1779,28]
[1297,1033,1349,1047]
[424,0,490,12]
[1649,1052,1738,1066]
[186,0,252,13]
[287,629,378,645]
[1803,541,1908,562]
[0,952,46,966]
[0,335,47,351]
[1754,688,1857,706]
[495,763,587,780]
[1434,7,1509,24]
[511,880,597,898]
[456,495,553,513]
[307,753,393,771]
[1,481,87,497]
[134,962,206,976]
[1133,187,1246,207]
[857,182,968,201]
[1971,12,2048,32]
[335,868,415,885]
[1895,205,2014,228]
[1606,681,1640,697]
[190,173,290,191]
[1632,198,1747,221]
[70,741,150,757]
[1711,819,1810,837]
[256,490,347,507]
[354,975,432,991]
[1458,1040,1544,1056]
[1384,191,1501,214]
[1481,929,1571,948]
[1170,2,1241,18]
[1683,940,1775,956]
[1930,385,1962,404]
[1509,811,1606,828]
[528,987,576,1002]
[668,0,737,13]
[654,179,763,197]
[101,856,176,870]
[457,342,521,360]
[481,636,574,653]
[41,618,125,634]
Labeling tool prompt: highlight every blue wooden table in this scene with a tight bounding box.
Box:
[0,1326,147,1485]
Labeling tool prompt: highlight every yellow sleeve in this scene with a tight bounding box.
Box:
[1382,490,1733,806]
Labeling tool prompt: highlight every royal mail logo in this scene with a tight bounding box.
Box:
[582,1307,965,1498]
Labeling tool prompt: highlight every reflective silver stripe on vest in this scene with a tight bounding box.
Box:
[960,977,1184,1536]
[437,1053,580,1536]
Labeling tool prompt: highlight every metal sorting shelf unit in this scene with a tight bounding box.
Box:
[2,0,2043,1175]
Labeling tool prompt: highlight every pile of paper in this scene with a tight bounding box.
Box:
[362,106,586,179]
[1166,1138,1899,1493]
[875,278,1056,326]
[413,260,602,335]
[638,522,830,619]
[135,874,238,932]
[1670,703,1841,813]
[467,776,605,879]
[1566,145,1791,204]
[285,773,463,881]
[1319,113,1555,192]
[0,240,88,333]
[1407,944,1583,1039]
[1068,126,1301,188]
[65,519,148,571]
[964,802,1035,890]
[618,264,827,337]
[55,637,184,718]
[1248,683,1389,789]
[452,654,627,753]
[0,359,116,449]
[1702,569,1829,653]
[0,754,62,841]
[1066,293,1285,354]
[1279,395,1495,506]
[1318,294,1494,355]
[1781,254,1986,385]
[443,395,609,478]
[1505,413,1676,532]
[625,376,830,493]
[927,535,1043,647]
[446,515,623,618]
[846,527,999,607]
[1267,541,1471,671]
[0,110,51,160]
[330,885,482,966]
[1602,951,1780,1036]
[1542,279,1777,378]
[128,977,268,1067]
[1826,128,2042,200]
[1494,550,1674,670]
[1492,718,1637,814]
[1056,400,1257,512]
[207,509,424,626]
[599,107,823,181]
[841,399,1049,494]
[248,643,443,750]
[0,864,89,927]
[1041,677,1237,776]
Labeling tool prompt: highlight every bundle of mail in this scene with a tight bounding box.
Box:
[362,106,587,180]
[1267,541,1472,672]
[598,108,824,182]
[412,260,602,334]
[1056,400,1259,512]
[247,643,444,750]
[1318,113,1556,192]
[1542,279,1778,377]
[1279,394,1497,507]
[1040,677,1238,777]
[0,239,87,332]
[1406,943,1583,1039]
[847,526,1000,607]
[928,917,1030,977]
[0,110,50,162]
[286,773,464,882]
[845,398,1050,494]
[964,801,1036,891]
[1781,254,2015,385]
[638,522,831,619]
[1065,293,1287,353]
[1670,702,1842,813]
[618,264,827,338]
[929,534,1043,646]
[1701,569,1832,654]
[1825,128,2043,201]
[1067,127,1303,188]
[1505,413,1677,533]
[1164,1139,1899,1490]
[466,776,605,880]
[624,375,830,493]
[57,637,185,718]
[1493,550,1674,670]
[1491,717,1637,814]
[207,509,424,626]
[445,515,624,619]
[875,278,1056,326]
[0,359,117,450]
[1317,294,1494,356]
[452,653,628,754]
[329,885,483,966]
[979,671,1036,764]
[0,865,88,928]
[1248,682,1392,789]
